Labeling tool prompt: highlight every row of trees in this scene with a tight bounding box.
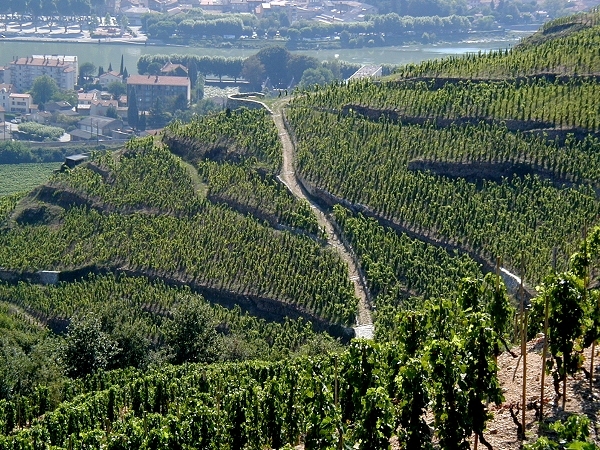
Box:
[0,0,100,17]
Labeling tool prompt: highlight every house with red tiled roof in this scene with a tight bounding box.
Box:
[99,71,123,88]
[90,99,119,116]
[160,62,188,77]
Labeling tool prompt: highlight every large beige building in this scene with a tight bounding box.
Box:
[8,55,78,92]
[126,74,190,111]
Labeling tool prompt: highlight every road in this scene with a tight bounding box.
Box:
[270,100,374,338]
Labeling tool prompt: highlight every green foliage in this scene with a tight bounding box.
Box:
[16,122,64,141]
[542,273,587,391]
[0,163,60,196]
[396,9,600,78]
[164,297,220,364]
[62,313,119,378]
[299,67,335,88]
[0,142,34,164]
[53,138,201,212]
[29,75,58,105]
[287,106,600,285]
[524,415,599,450]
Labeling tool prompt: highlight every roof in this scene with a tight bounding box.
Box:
[100,71,122,78]
[160,62,188,74]
[348,65,382,80]
[127,74,190,87]
[10,56,76,68]
[78,93,97,101]
[122,6,151,13]
[69,129,94,140]
[47,100,72,108]
[92,99,118,107]
[10,93,31,98]
[79,115,121,127]
[65,154,89,162]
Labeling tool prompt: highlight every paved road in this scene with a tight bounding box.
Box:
[271,100,374,338]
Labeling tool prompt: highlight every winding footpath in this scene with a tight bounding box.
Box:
[270,101,374,338]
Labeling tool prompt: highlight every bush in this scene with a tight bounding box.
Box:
[16,122,65,141]
[0,141,34,163]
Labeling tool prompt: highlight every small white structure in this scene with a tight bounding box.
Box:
[347,65,383,81]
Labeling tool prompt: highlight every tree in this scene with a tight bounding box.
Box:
[241,55,266,90]
[30,75,59,104]
[122,67,129,80]
[255,46,290,87]
[119,54,124,75]
[79,61,96,85]
[172,93,188,112]
[286,54,319,82]
[107,81,126,98]
[56,0,70,17]
[299,67,335,88]
[164,297,220,364]
[62,314,119,378]
[127,86,139,129]
[106,105,118,118]
[188,59,198,89]
[146,62,162,75]
[340,30,351,46]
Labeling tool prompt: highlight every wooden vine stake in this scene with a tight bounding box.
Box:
[540,248,556,421]
[495,257,501,365]
[583,227,596,390]
[520,261,527,437]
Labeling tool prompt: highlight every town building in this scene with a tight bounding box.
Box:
[71,115,123,140]
[8,93,34,114]
[7,55,78,92]
[160,62,188,77]
[90,99,119,116]
[126,74,191,111]
[99,71,123,88]
[0,84,13,113]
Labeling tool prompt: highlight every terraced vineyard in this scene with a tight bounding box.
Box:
[2,8,600,449]
[0,163,61,196]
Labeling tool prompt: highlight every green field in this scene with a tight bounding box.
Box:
[0,162,60,196]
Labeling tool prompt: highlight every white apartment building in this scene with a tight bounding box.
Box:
[8,55,78,92]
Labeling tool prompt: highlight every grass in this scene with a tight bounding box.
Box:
[0,162,61,196]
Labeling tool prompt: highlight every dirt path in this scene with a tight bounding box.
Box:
[270,101,373,334]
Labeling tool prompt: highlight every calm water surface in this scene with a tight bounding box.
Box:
[0,36,524,74]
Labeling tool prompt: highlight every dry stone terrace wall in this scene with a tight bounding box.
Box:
[0,265,356,340]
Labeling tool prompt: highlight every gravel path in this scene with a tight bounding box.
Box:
[270,102,374,333]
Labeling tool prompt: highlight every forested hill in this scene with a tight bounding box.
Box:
[1,8,600,450]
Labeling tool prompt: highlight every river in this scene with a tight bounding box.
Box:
[0,34,526,74]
